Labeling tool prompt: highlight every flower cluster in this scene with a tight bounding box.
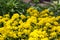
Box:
[0,7,60,40]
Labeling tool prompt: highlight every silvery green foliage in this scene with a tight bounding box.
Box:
[48,0,60,16]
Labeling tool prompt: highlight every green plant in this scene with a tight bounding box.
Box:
[32,0,39,3]
[37,0,60,16]
[0,0,30,16]
[48,0,60,16]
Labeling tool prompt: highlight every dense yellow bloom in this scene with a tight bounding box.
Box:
[26,16,37,24]
[29,29,48,39]
[0,37,5,40]
[8,32,17,38]
[50,32,57,38]
[30,31,39,38]
[27,7,39,17]
[0,7,60,40]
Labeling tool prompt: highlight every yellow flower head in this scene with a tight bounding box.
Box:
[12,13,19,19]
[41,37,49,40]
[0,16,2,19]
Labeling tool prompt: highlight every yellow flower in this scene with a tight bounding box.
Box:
[50,12,54,15]
[44,14,48,16]
[50,32,57,38]
[0,8,60,40]
[29,12,33,15]
[41,37,49,40]
[0,19,2,23]
[23,22,31,28]
[43,26,47,31]
[4,14,9,18]
[44,9,49,13]
[8,32,17,38]
[27,7,34,13]
[54,21,59,25]
[23,29,30,34]
[12,21,18,26]
[13,33,17,38]
[19,20,23,24]
[32,9,39,13]
[28,37,38,40]
[33,13,38,17]
[0,16,2,19]
[45,23,51,26]
[0,36,5,40]
[29,31,39,37]
[56,16,60,20]
[27,16,37,24]
[12,13,19,19]
[18,32,22,37]
[51,26,57,31]
[39,35,44,38]
[40,9,49,14]
[12,26,18,30]
[20,14,26,19]
[27,16,30,18]
[2,18,9,21]
[56,26,60,32]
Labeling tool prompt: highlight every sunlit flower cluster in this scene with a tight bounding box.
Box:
[0,7,60,40]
